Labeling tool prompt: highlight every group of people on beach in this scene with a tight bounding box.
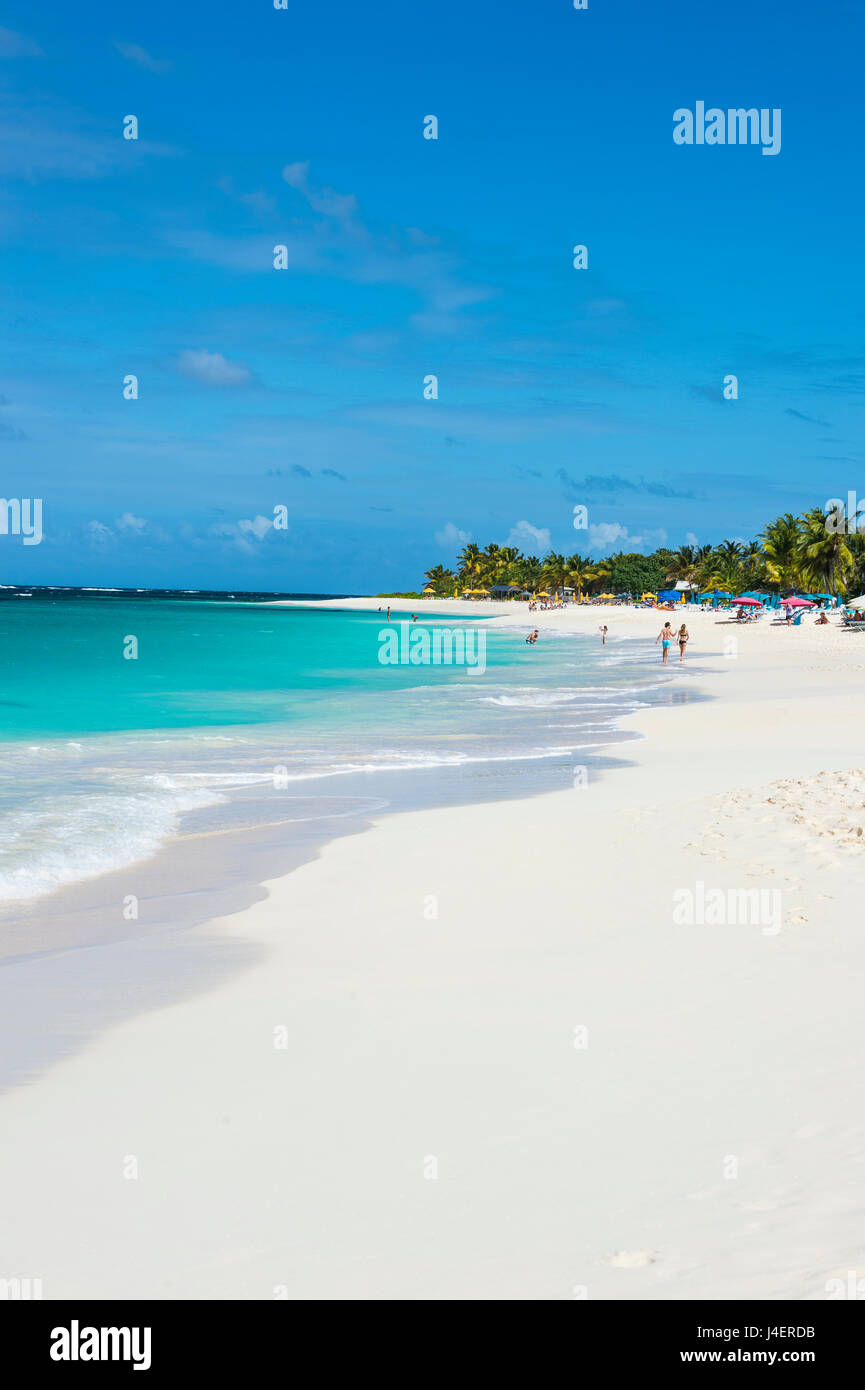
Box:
[524,619,689,663]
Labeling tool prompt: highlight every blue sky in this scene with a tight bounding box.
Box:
[1,0,863,590]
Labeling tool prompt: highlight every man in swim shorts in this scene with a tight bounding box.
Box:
[656,621,674,664]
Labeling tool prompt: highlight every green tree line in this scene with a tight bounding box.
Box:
[422,507,865,600]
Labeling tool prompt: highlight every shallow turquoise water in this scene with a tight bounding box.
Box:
[0,600,536,738]
[0,598,668,905]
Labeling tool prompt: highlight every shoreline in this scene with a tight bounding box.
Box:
[2,601,864,1297]
[0,617,663,1093]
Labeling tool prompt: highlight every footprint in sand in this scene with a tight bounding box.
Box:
[607,1250,656,1268]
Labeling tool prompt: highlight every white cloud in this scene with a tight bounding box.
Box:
[0,115,121,180]
[0,88,179,182]
[86,520,113,543]
[170,162,489,333]
[685,531,699,547]
[166,230,284,274]
[177,349,252,387]
[507,520,550,553]
[589,521,667,553]
[0,28,43,58]
[116,512,146,532]
[238,515,273,540]
[114,42,172,75]
[435,521,470,548]
[282,161,358,220]
[216,178,277,219]
[205,517,275,553]
[589,522,628,550]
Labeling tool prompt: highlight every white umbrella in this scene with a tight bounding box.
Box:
[845,594,865,607]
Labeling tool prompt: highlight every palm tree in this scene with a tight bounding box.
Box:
[797,507,854,596]
[716,539,744,564]
[712,556,746,594]
[515,555,543,591]
[591,556,614,594]
[665,545,696,581]
[847,531,865,595]
[761,514,801,592]
[740,541,765,588]
[694,547,717,591]
[495,547,521,584]
[457,542,482,586]
[699,543,745,594]
[424,564,456,596]
[663,545,704,603]
[565,552,596,599]
[540,551,568,594]
[475,542,502,590]
[691,544,713,585]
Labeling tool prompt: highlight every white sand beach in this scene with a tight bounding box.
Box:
[2,601,864,1300]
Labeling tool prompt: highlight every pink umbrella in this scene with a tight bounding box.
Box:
[734,597,761,606]
[784,596,815,608]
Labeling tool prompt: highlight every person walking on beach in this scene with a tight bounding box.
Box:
[386,605,391,623]
[677,623,690,662]
[600,625,608,645]
[656,621,674,664]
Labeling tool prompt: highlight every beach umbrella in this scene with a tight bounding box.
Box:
[845,594,865,607]
[733,596,761,606]
[784,596,815,608]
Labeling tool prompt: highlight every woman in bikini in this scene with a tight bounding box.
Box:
[677,623,690,662]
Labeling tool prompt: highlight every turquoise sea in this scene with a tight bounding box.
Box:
[0,594,678,907]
